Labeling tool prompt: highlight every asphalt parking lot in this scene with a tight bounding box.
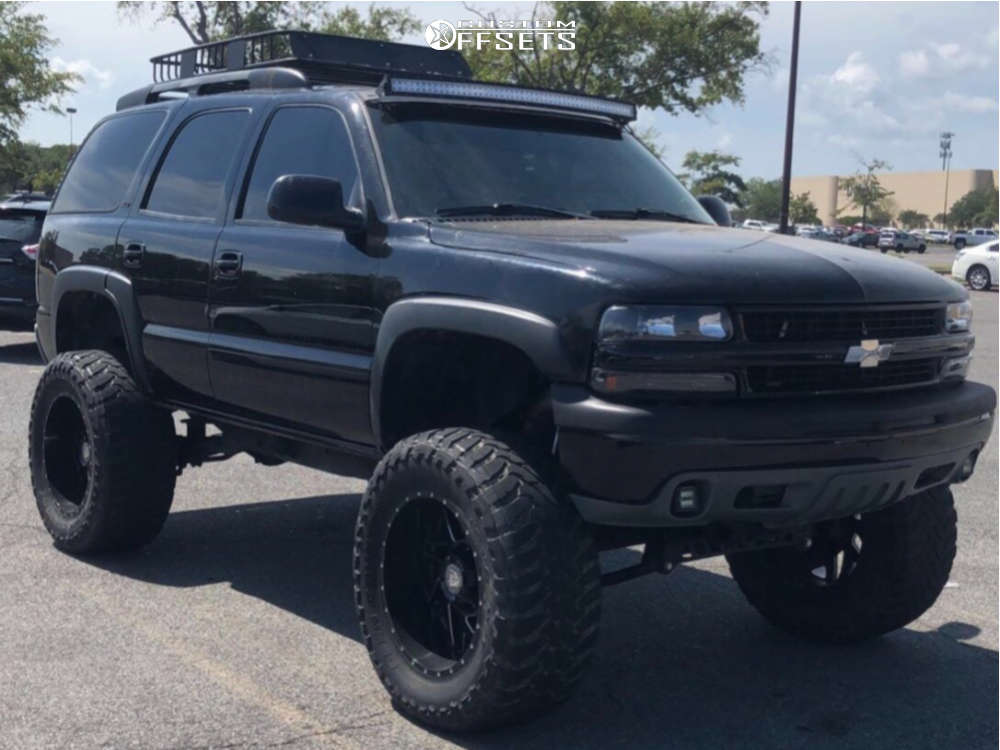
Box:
[871,241,962,272]
[1,290,996,750]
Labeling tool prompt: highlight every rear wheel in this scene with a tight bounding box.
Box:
[967,264,991,291]
[726,486,956,643]
[918,244,926,254]
[955,239,966,249]
[29,350,177,554]
[354,428,600,731]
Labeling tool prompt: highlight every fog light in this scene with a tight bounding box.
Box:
[672,484,703,518]
[957,451,978,481]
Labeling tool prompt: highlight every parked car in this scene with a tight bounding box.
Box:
[925,228,952,244]
[27,31,995,732]
[952,240,998,291]
[0,194,50,330]
[953,227,997,249]
[743,219,778,231]
[843,231,878,248]
[878,229,926,253]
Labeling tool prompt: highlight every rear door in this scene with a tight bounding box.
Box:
[207,103,378,443]
[118,107,254,403]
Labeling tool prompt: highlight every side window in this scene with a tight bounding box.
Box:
[52,111,164,213]
[239,106,359,222]
[144,110,250,219]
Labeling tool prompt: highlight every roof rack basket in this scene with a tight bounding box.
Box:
[150,30,471,86]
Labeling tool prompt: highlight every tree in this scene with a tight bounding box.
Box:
[740,178,782,223]
[789,192,820,225]
[837,158,893,228]
[947,186,999,229]
[631,125,665,160]
[0,4,77,174]
[0,142,76,195]
[117,1,420,44]
[462,2,768,115]
[897,210,930,229]
[678,150,745,206]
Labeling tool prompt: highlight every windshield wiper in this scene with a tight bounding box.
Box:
[590,208,704,223]
[435,203,591,220]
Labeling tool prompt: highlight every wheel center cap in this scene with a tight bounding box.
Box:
[79,441,91,467]
[442,562,464,597]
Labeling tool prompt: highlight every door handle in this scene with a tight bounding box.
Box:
[122,242,144,269]
[214,250,243,279]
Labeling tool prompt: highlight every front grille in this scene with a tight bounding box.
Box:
[747,358,941,394]
[741,307,944,342]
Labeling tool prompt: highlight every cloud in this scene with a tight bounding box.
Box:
[899,50,930,77]
[930,42,990,72]
[716,131,733,149]
[940,92,998,113]
[51,57,114,89]
[830,51,879,94]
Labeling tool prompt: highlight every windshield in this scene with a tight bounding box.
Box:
[0,210,43,243]
[368,105,713,224]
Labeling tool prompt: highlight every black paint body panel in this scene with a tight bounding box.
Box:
[34,84,995,526]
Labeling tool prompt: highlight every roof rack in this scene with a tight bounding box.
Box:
[152,30,470,85]
[118,30,471,111]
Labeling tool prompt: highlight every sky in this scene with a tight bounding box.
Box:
[20,1,1000,179]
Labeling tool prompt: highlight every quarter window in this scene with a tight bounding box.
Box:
[144,110,250,218]
[239,106,358,222]
[51,111,164,213]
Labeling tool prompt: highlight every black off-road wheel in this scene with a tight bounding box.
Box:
[29,350,177,554]
[726,486,956,644]
[354,428,600,731]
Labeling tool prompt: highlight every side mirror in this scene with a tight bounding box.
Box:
[266,175,365,231]
[697,195,732,227]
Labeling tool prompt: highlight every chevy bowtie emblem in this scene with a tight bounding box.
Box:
[844,339,894,368]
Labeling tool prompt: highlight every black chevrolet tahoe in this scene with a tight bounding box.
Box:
[28,32,996,731]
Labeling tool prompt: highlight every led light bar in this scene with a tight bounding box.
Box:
[383,76,637,121]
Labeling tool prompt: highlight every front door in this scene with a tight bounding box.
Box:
[208,104,378,444]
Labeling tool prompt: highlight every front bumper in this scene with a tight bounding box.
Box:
[553,382,995,527]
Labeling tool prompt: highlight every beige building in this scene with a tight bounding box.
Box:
[790,169,998,227]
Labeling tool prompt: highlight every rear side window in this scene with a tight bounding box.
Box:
[239,106,358,222]
[0,210,44,242]
[52,111,164,213]
[144,110,250,219]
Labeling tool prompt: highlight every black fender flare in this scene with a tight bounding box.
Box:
[370,297,579,451]
[50,266,152,392]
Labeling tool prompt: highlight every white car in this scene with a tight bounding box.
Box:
[951,240,999,291]
[742,219,780,232]
[925,228,951,244]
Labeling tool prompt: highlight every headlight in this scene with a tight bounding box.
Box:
[946,300,973,332]
[598,305,733,343]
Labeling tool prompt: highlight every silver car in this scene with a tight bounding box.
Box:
[878,229,926,254]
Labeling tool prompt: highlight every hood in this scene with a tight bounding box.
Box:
[427,220,964,304]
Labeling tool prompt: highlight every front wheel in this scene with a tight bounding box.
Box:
[726,486,956,643]
[967,264,992,291]
[354,429,600,731]
[918,244,926,254]
[955,239,966,249]
[880,247,888,253]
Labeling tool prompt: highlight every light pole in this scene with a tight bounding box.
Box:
[67,107,77,149]
[939,131,953,229]
[778,1,802,234]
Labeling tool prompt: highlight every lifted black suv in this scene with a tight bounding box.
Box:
[29,32,995,730]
